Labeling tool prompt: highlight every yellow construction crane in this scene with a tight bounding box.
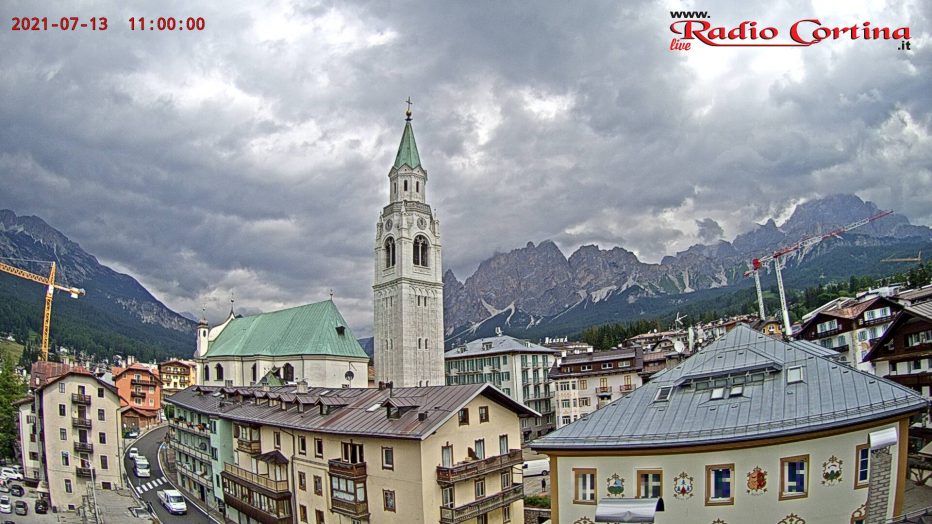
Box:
[0,259,85,361]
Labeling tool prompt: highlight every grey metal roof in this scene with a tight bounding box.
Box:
[531,325,929,451]
[445,335,560,359]
[167,383,539,441]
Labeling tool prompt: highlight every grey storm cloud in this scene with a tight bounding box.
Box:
[696,218,725,243]
[1,0,930,335]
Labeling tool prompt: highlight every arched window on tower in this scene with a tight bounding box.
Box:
[204,365,210,382]
[414,235,429,267]
[385,237,396,268]
[283,363,295,382]
[404,180,408,191]
[416,181,420,193]
[251,363,257,383]
[215,363,224,381]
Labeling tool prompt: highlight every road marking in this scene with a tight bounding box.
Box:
[135,476,165,494]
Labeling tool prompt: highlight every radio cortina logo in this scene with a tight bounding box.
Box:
[668,18,910,49]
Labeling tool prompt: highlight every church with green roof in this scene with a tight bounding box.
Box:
[193,299,369,388]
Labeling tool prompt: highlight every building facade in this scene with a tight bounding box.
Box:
[373,109,445,387]
[445,334,559,441]
[166,382,535,523]
[16,370,123,511]
[798,295,902,370]
[194,300,370,388]
[549,347,644,429]
[112,362,162,429]
[159,359,197,397]
[531,325,928,524]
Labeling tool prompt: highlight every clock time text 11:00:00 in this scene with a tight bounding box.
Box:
[128,17,205,31]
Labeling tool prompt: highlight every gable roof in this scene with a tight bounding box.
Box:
[113,363,162,383]
[863,302,932,362]
[205,299,368,359]
[40,369,119,396]
[167,383,538,440]
[445,335,560,359]
[531,325,928,451]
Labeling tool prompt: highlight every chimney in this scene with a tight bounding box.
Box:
[261,383,270,392]
[378,381,385,390]
[296,380,308,394]
[865,427,898,524]
[561,350,567,358]
[418,412,428,421]
[127,355,136,366]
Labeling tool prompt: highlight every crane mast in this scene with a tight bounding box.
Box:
[744,210,893,336]
[0,260,85,361]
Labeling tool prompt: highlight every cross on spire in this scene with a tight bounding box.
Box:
[405,96,413,121]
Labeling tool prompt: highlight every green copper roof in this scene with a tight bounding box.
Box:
[205,300,368,359]
[393,121,421,169]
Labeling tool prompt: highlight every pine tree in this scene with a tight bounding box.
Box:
[0,355,26,458]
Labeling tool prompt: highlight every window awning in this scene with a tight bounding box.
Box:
[594,497,664,523]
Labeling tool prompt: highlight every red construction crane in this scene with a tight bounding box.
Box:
[744,210,893,336]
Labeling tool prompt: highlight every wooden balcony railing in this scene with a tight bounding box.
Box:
[74,441,94,453]
[223,494,292,524]
[328,459,367,480]
[236,438,261,454]
[72,417,92,429]
[439,484,523,524]
[436,449,522,485]
[222,463,289,493]
[330,498,369,519]
[76,467,93,479]
[71,393,91,405]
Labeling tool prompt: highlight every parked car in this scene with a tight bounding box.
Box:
[0,496,10,513]
[34,498,49,514]
[13,501,26,516]
[0,482,8,494]
[135,462,151,478]
[0,469,21,481]
[125,429,140,438]
[128,447,139,460]
[521,459,549,477]
[8,486,22,497]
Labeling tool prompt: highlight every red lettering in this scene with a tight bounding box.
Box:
[790,19,820,44]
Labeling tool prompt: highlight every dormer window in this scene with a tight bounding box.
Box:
[786,366,804,384]
[482,342,492,351]
[729,385,744,397]
[710,387,725,400]
[655,386,673,402]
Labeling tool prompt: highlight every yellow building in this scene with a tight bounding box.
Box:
[531,325,928,524]
[166,382,537,523]
[159,359,197,397]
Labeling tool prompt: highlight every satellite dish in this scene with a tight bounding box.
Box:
[344,370,355,382]
[673,340,686,354]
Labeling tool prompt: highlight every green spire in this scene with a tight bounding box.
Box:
[393,118,421,169]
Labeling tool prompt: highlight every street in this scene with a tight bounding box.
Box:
[124,426,213,524]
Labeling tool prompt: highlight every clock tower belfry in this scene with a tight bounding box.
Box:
[373,104,445,387]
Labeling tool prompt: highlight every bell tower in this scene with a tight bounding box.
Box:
[373,102,445,387]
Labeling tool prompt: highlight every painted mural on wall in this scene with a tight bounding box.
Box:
[746,466,768,495]
[777,514,806,524]
[821,455,843,485]
[672,471,694,499]
[606,474,625,497]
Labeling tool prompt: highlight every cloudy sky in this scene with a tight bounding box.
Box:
[1,0,929,335]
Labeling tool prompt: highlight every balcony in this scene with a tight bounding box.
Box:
[829,343,850,353]
[131,378,155,386]
[437,449,522,485]
[328,459,367,480]
[169,418,210,436]
[331,498,370,519]
[619,384,634,393]
[222,463,289,493]
[76,467,93,479]
[237,438,261,454]
[595,386,613,397]
[861,315,893,328]
[72,417,92,429]
[814,326,844,338]
[131,390,146,398]
[439,484,523,524]
[71,393,91,405]
[74,441,94,453]
[170,438,210,462]
[223,494,291,524]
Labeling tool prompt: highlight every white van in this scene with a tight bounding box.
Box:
[521,459,549,477]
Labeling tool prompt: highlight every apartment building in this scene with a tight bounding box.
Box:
[444,334,559,441]
[797,295,902,370]
[532,325,929,524]
[113,362,162,429]
[166,382,536,524]
[549,347,644,429]
[15,369,123,511]
[159,359,197,397]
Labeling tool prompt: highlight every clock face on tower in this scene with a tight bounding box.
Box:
[385,219,393,231]
[417,217,427,230]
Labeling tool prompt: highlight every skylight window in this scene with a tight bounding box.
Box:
[786,366,804,384]
[710,387,725,400]
[655,386,673,402]
[366,403,381,412]
[729,385,743,397]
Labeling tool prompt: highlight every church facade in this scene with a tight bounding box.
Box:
[193,300,369,388]
[373,108,445,387]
